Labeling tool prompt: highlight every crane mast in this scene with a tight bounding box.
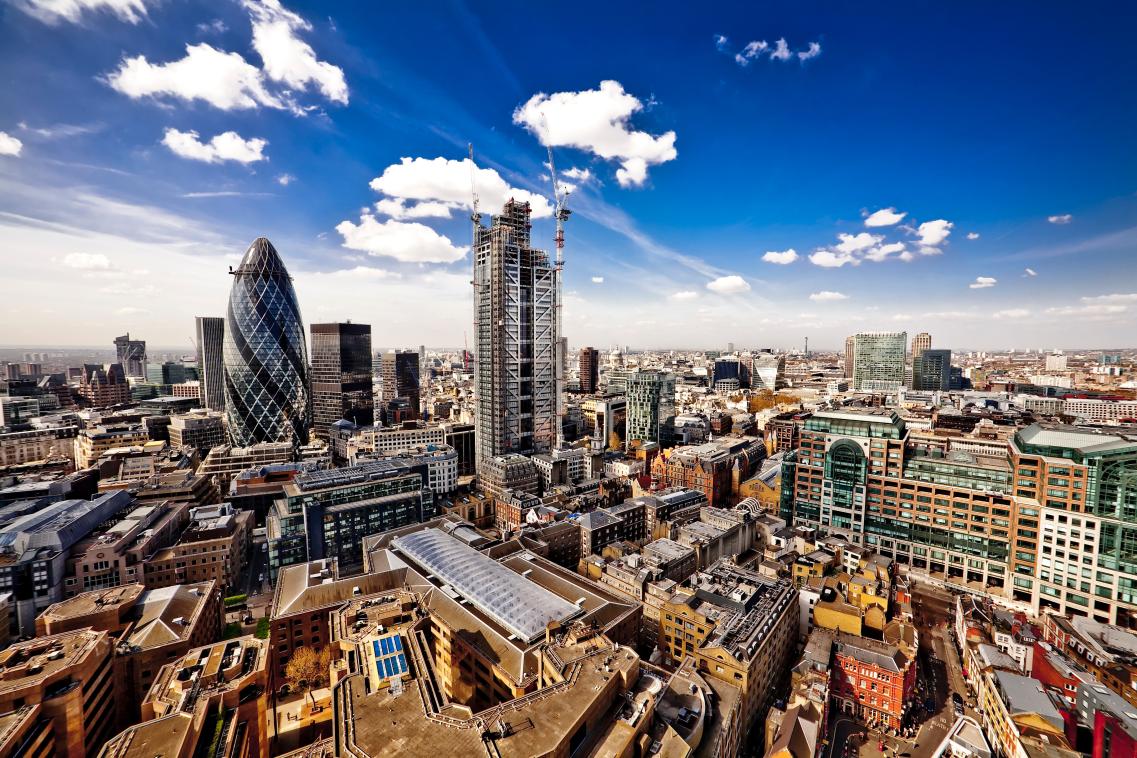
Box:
[546,145,571,449]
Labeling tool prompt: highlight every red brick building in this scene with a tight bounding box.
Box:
[831,632,917,730]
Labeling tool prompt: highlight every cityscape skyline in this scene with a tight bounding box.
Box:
[2,2,1136,350]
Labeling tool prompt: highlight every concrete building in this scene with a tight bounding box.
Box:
[74,424,151,469]
[99,635,270,758]
[912,332,932,359]
[0,424,77,468]
[37,581,222,730]
[311,322,374,439]
[352,442,458,496]
[659,561,798,744]
[77,364,131,408]
[167,411,226,453]
[473,200,558,464]
[478,452,540,501]
[144,504,252,593]
[199,441,293,490]
[0,629,116,757]
[0,490,134,635]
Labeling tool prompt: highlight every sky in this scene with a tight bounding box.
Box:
[1,1,1135,351]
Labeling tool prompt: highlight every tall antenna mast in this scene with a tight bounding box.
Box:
[546,142,571,449]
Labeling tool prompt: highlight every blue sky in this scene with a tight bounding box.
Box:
[1,0,1135,350]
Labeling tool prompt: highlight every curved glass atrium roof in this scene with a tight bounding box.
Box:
[392,528,581,643]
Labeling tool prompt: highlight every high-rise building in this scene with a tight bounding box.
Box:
[380,350,420,418]
[78,363,130,407]
[114,333,146,378]
[579,346,599,394]
[713,355,742,393]
[195,316,225,411]
[912,348,952,391]
[844,335,855,378]
[851,332,907,391]
[310,322,374,439]
[473,200,557,464]
[626,369,676,448]
[223,237,310,447]
[911,332,931,360]
[752,350,786,390]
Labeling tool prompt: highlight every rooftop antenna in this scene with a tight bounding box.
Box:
[546,140,571,449]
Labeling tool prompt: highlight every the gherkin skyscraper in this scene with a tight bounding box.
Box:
[223,237,311,447]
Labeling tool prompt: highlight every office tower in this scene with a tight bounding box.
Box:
[712,355,741,393]
[223,237,310,447]
[579,346,599,394]
[472,200,557,465]
[310,322,374,438]
[626,369,676,448]
[146,361,187,386]
[195,316,225,411]
[912,348,952,391]
[78,363,130,407]
[844,335,855,379]
[381,350,420,418]
[113,333,146,378]
[752,350,786,391]
[911,332,931,359]
[850,332,906,391]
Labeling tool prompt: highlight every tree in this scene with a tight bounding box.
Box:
[284,646,331,707]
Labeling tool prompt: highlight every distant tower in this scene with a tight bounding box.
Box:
[912,332,932,359]
[472,200,557,465]
[114,333,146,378]
[579,347,599,394]
[844,335,855,378]
[310,322,374,438]
[381,350,421,419]
[223,237,310,447]
[804,337,809,359]
[195,316,225,411]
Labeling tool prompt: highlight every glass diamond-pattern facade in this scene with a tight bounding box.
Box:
[224,237,311,447]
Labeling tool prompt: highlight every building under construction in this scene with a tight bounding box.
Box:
[473,200,557,466]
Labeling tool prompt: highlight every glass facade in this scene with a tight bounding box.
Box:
[223,237,311,447]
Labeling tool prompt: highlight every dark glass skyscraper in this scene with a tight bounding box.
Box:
[195,316,226,411]
[223,237,310,447]
[310,322,374,437]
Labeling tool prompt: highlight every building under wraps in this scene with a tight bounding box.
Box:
[473,200,557,466]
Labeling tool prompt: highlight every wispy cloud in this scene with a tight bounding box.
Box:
[969,276,997,289]
[809,290,848,301]
[718,35,822,66]
[1048,213,1073,224]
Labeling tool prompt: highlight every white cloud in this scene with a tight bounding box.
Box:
[560,166,595,187]
[161,128,267,164]
[369,156,552,219]
[862,242,907,263]
[798,42,822,61]
[714,34,729,52]
[969,276,997,289]
[809,249,857,268]
[63,252,113,270]
[513,80,677,188]
[670,290,699,301]
[0,132,22,156]
[197,18,227,34]
[864,207,905,227]
[762,248,798,265]
[706,275,750,294]
[993,308,1030,319]
[107,43,285,111]
[966,232,980,240]
[241,0,348,104]
[1024,267,1038,277]
[1048,214,1073,225]
[731,37,820,66]
[13,0,150,25]
[835,232,883,254]
[1046,304,1128,317]
[591,276,604,284]
[915,219,953,247]
[1081,293,1137,304]
[335,212,468,264]
[277,173,295,186]
[809,290,848,302]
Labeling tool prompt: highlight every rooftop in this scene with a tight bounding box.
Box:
[391,527,582,643]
